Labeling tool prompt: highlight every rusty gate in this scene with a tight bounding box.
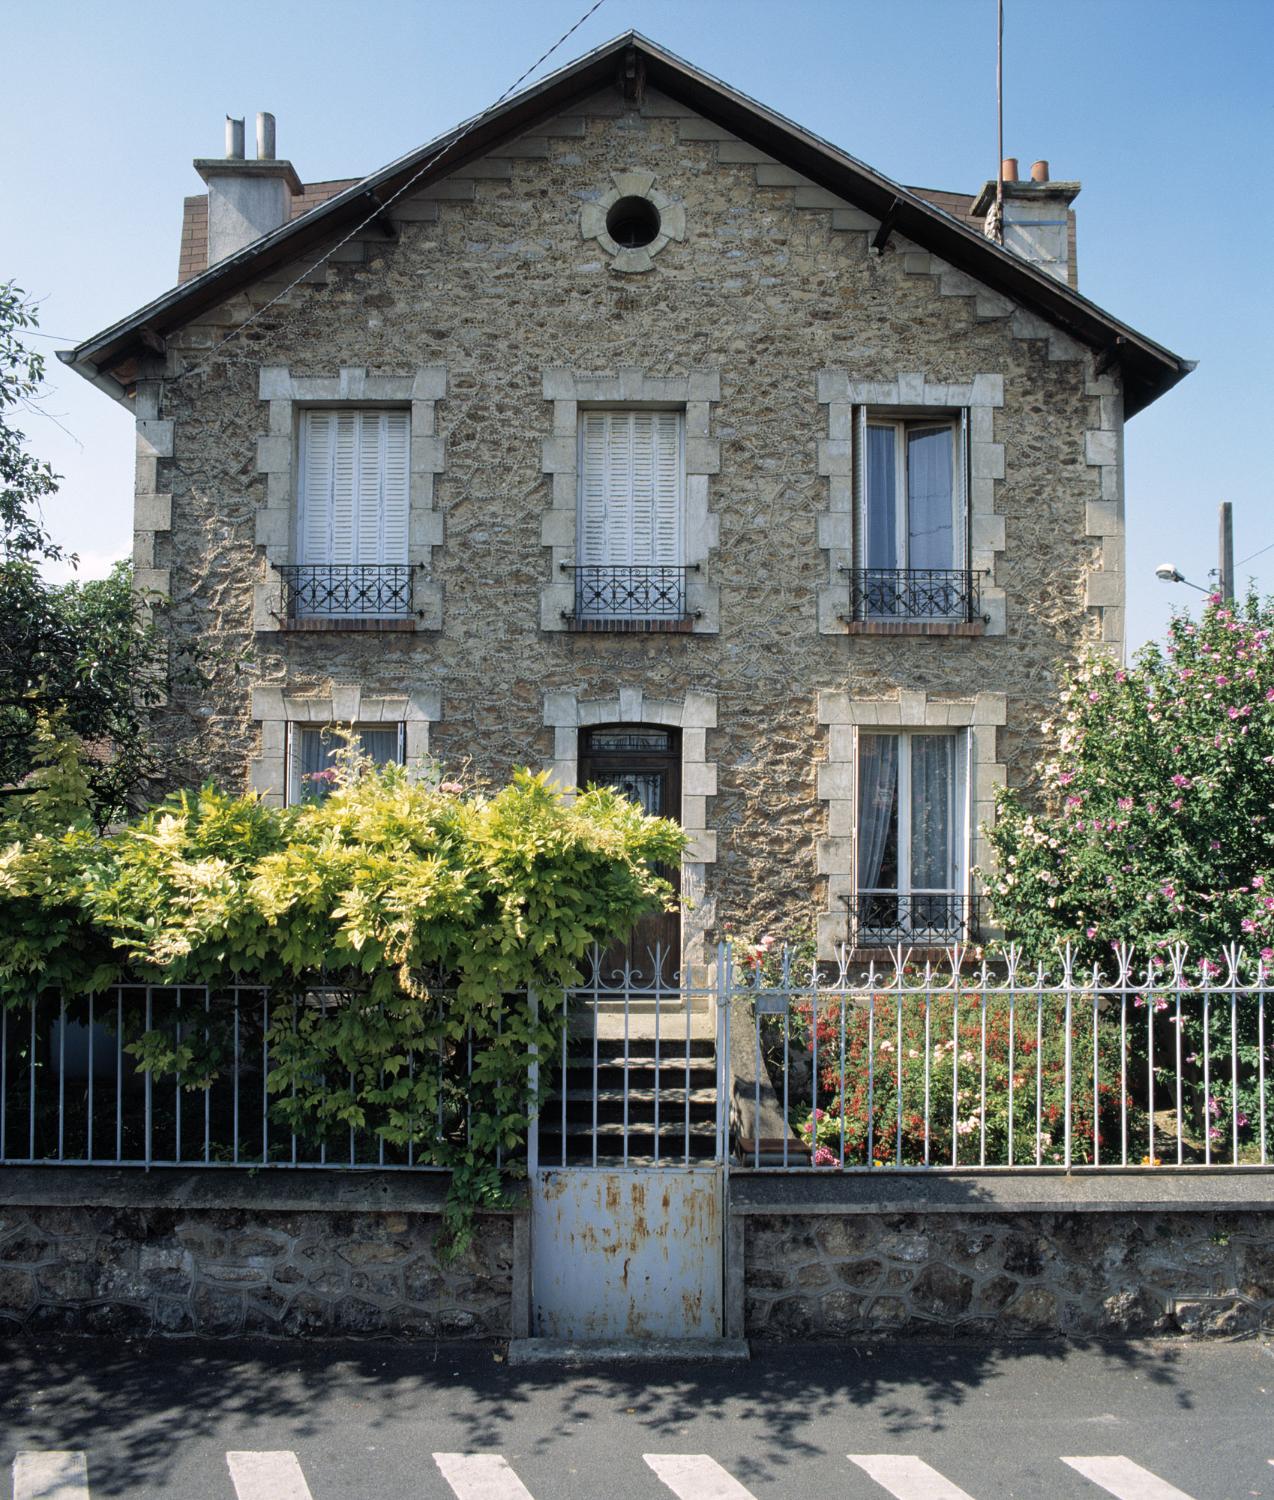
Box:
[528,947,728,1340]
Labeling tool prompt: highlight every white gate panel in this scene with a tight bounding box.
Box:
[531,1167,722,1339]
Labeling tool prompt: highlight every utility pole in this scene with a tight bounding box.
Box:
[1219,501,1234,601]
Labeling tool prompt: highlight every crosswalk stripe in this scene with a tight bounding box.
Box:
[433,1453,537,1500]
[225,1451,315,1500]
[1061,1456,1196,1499]
[847,1454,977,1500]
[644,1453,758,1499]
[12,1453,89,1500]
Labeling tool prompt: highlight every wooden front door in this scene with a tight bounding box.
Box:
[578,725,681,988]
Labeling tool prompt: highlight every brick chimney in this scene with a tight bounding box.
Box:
[194,112,302,265]
[973,159,1080,288]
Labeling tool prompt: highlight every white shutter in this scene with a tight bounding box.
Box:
[299,411,335,564]
[629,411,656,565]
[329,411,359,565]
[606,411,634,566]
[356,412,383,563]
[380,411,410,564]
[578,411,611,565]
[651,411,683,566]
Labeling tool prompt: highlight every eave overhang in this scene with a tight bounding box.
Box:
[60,30,1192,418]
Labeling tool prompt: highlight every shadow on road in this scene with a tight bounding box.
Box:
[0,1332,1201,1495]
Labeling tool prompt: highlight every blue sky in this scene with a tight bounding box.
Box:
[3,0,1270,649]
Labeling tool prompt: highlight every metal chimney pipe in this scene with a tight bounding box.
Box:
[256,112,276,162]
[1031,159,1050,182]
[225,116,246,160]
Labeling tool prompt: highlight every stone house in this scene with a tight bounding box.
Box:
[61,32,1191,973]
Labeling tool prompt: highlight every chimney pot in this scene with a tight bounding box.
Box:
[1001,157,1019,183]
[1031,159,1050,183]
[256,112,276,162]
[225,115,245,160]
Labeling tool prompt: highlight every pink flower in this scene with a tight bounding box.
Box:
[1161,883,1175,900]
[812,1145,838,1167]
[1170,774,1191,789]
[1117,796,1134,811]
[439,780,463,794]
[1242,918,1256,934]
[1086,926,1098,939]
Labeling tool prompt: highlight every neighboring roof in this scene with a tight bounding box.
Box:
[62,30,1191,417]
[178,178,358,284]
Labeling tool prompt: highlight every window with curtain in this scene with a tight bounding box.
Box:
[288,724,404,804]
[297,409,410,569]
[858,413,967,620]
[576,409,684,619]
[856,731,965,937]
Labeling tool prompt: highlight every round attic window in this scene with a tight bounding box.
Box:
[605,195,661,249]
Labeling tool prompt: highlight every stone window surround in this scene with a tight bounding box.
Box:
[249,682,440,808]
[539,367,721,634]
[814,689,1007,960]
[543,687,718,974]
[579,170,687,275]
[250,365,447,633]
[816,371,1008,638]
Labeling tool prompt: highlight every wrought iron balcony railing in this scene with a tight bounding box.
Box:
[844,892,981,946]
[561,563,700,622]
[280,564,415,620]
[840,567,981,623]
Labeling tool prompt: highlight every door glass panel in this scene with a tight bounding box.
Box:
[906,425,954,571]
[607,771,663,816]
[909,733,955,890]
[865,425,898,570]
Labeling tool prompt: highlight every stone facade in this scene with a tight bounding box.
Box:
[127,80,1134,961]
[736,1182,1274,1341]
[0,1173,521,1340]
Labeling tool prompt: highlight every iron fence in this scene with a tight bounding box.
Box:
[562,564,698,622]
[732,944,1273,1172]
[532,945,726,1170]
[841,567,980,623]
[280,563,415,620]
[0,986,477,1171]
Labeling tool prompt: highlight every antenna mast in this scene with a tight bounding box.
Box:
[993,0,1005,244]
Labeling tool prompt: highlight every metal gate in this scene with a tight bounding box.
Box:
[528,948,727,1340]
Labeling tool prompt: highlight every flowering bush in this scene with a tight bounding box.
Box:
[0,742,686,1243]
[985,591,1274,963]
[793,989,1130,1167]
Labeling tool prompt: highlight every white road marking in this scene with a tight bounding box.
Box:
[12,1453,89,1500]
[1061,1456,1196,1499]
[225,1450,315,1500]
[644,1452,758,1498]
[847,1454,978,1499]
[433,1453,537,1499]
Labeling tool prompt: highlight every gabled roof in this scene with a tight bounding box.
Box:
[61,30,1191,416]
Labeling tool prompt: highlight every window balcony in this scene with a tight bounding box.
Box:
[845,892,982,947]
[840,567,985,634]
[561,564,701,632]
[279,564,417,630]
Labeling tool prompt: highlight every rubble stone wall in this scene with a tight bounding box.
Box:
[0,1172,521,1340]
[739,1186,1274,1341]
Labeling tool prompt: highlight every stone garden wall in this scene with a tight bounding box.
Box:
[732,1173,1274,1341]
[0,1170,526,1341]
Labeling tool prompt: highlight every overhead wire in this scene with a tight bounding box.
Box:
[161,0,609,390]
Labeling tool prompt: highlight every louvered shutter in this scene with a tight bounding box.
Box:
[651,411,682,566]
[329,410,359,565]
[380,412,410,563]
[629,411,656,566]
[356,412,383,562]
[299,411,335,564]
[578,412,611,566]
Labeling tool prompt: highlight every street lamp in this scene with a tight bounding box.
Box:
[1154,563,1211,594]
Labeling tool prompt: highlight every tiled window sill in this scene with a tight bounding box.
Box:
[271,617,421,634]
[564,617,698,635]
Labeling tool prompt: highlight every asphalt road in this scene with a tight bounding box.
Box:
[2,1336,1272,1499]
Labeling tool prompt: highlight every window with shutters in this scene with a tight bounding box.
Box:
[849,410,978,624]
[287,408,413,620]
[287,723,405,805]
[572,409,690,625]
